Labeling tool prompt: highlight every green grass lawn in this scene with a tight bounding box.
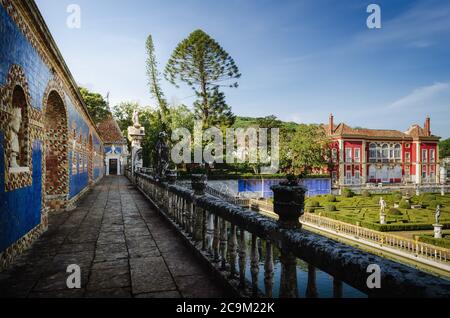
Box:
[304,192,450,232]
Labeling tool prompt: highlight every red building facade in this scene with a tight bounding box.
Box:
[325,115,440,186]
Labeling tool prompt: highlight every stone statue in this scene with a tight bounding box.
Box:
[8,107,22,168]
[379,197,387,215]
[132,109,140,128]
[435,205,441,225]
[154,131,170,180]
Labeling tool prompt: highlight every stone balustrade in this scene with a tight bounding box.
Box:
[132,171,450,298]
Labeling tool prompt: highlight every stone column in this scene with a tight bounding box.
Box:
[127,116,145,178]
[271,179,305,298]
[415,142,422,185]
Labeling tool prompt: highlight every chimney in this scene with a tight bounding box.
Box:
[329,114,334,135]
[424,116,431,136]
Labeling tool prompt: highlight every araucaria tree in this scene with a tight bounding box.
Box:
[164,29,240,128]
[146,35,169,127]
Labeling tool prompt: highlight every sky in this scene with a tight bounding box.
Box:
[35,0,450,138]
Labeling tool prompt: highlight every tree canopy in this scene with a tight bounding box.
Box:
[440,138,450,159]
[164,29,240,128]
[146,34,169,125]
[281,124,330,176]
[79,87,110,124]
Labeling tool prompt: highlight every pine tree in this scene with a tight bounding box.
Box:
[146,35,169,126]
[165,29,240,128]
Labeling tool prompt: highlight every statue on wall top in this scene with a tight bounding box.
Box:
[132,109,140,128]
[8,107,22,168]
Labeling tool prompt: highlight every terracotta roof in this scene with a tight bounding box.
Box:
[325,122,439,140]
[97,114,126,144]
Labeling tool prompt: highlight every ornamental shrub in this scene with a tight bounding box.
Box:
[306,200,320,208]
[342,188,354,198]
[399,199,411,209]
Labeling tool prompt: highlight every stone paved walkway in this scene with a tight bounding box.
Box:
[0,176,229,298]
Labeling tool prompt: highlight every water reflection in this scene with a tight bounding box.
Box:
[239,234,367,298]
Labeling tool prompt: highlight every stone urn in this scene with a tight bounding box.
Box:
[165,169,177,184]
[271,178,306,229]
[191,174,207,195]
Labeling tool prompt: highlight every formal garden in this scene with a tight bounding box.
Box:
[304,190,450,248]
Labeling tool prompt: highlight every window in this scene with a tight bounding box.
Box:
[354,148,361,163]
[382,144,389,161]
[369,166,376,180]
[405,143,411,149]
[346,171,352,184]
[394,144,401,161]
[346,148,352,163]
[332,148,338,162]
[354,171,361,183]
[422,149,428,162]
[405,152,411,163]
[405,166,410,178]
[430,149,435,163]
[369,143,377,162]
[422,165,427,179]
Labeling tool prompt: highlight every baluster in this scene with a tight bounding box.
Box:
[220,219,228,270]
[238,228,247,289]
[228,224,238,278]
[205,211,214,253]
[251,234,260,297]
[264,241,274,298]
[194,204,203,243]
[213,215,220,261]
[187,201,193,236]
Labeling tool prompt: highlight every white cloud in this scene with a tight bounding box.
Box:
[389,82,450,109]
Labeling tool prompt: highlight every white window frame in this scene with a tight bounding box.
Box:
[422,149,428,163]
[345,148,352,163]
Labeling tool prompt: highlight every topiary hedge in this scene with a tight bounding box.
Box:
[427,200,440,209]
[306,200,320,208]
[399,199,411,209]
[325,204,337,212]
[361,190,371,198]
[388,208,403,216]
[325,194,337,202]
[416,235,450,249]
[342,188,354,198]
[392,191,403,203]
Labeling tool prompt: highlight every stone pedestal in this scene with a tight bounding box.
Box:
[433,224,443,239]
[127,124,145,177]
[271,180,306,230]
[380,214,387,225]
